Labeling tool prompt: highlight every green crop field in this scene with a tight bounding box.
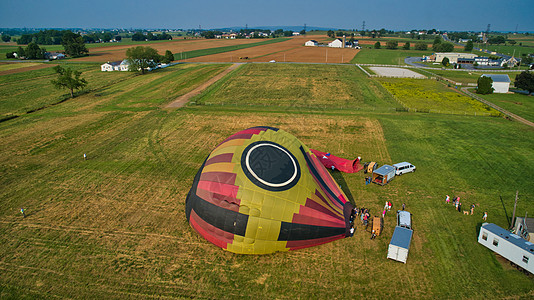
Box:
[0,63,533,299]
[351,48,432,65]
[378,78,500,115]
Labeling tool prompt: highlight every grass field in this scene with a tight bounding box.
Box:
[0,62,533,298]
[192,63,396,110]
[421,69,524,85]
[470,90,534,122]
[351,48,432,65]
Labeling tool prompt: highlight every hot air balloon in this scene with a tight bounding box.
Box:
[185,126,356,254]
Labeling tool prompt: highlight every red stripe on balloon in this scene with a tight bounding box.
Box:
[198,180,240,198]
[199,172,237,186]
[189,210,233,250]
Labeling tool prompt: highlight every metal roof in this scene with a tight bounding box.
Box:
[481,74,511,83]
[481,223,534,253]
[373,164,394,176]
[390,226,413,249]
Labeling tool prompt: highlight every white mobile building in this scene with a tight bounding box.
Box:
[387,226,413,263]
[478,223,534,274]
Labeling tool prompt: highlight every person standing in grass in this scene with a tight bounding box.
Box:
[445,195,450,204]
[20,208,26,218]
[483,212,488,221]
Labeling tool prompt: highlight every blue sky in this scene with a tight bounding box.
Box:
[1,0,532,32]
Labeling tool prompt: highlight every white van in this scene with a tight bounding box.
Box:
[397,210,412,230]
[393,162,416,176]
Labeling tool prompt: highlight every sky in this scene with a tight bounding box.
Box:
[1,0,532,32]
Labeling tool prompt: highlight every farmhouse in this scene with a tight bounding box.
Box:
[478,223,534,275]
[305,40,318,47]
[434,53,477,64]
[481,74,511,93]
[101,60,130,72]
[45,52,65,60]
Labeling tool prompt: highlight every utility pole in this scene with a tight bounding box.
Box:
[304,23,307,32]
[362,21,366,32]
[511,190,519,230]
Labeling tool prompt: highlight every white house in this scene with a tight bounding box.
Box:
[101,60,131,72]
[119,59,130,71]
[305,40,318,47]
[328,39,344,48]
[45,52,65,60]
[481,74,511,93]
[101,61,121,71]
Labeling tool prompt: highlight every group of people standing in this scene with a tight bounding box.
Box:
[445,194,487,220]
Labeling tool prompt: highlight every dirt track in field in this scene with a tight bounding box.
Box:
[165,63,242,108]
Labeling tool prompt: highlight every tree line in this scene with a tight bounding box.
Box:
[6,30,88,59]
[131,32,172,41]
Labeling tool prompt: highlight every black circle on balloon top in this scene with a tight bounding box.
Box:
[241,141,301,191]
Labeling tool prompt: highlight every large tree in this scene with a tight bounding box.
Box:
[385,40,398,49]
[125,46,160,74]
[515,71,534,94]
[25,42,46,59]
[432,36,442,51]
[50,65,88,98]
[161,50,174,64]
[374,41,381,49]
[1,34,11,42]
[476,76,494,95]
[464,40,474,52]
[403,42,410,50]
[414,42,428,51]
[61,31,88,57]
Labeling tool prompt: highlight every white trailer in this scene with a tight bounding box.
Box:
[478,223,534,275]
[387,226,413,263]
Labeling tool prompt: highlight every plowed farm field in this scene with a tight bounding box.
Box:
[71,38,262,63]
[182,35,359,63]
[71,35,359,64]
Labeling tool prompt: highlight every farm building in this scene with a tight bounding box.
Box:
[305,40,318,47]
[481,74,511,93]
[475,57,500,66]
[328,39,344,48]
[478,223,534,275]
[101,60,130,72]
[435,53,477,64]
[45,52,65,60]
[501,56,520,67]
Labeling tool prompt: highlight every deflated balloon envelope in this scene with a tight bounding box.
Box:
[185,126,354,254]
